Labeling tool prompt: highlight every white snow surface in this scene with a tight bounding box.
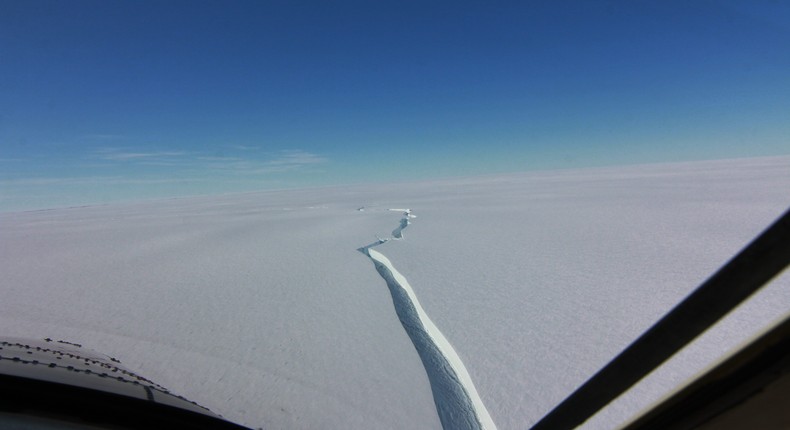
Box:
[2,156,790,429]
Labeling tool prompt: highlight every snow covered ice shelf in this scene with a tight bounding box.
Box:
[0,191,442,429]
[379,155,790,429]
[2,156,790,429]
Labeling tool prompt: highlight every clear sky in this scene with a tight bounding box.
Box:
[1,0,789,211]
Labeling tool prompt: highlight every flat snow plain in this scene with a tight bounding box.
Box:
[2,156,789,429]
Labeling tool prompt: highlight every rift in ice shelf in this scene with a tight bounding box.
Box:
[1,206,789,429]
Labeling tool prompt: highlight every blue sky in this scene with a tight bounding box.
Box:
[1,1,789,211]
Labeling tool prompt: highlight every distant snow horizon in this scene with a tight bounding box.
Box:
[4,154,789,214]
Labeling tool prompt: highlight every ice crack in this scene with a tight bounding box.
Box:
[359,209,496,430]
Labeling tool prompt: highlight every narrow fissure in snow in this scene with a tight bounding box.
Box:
[359,210,497,430]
